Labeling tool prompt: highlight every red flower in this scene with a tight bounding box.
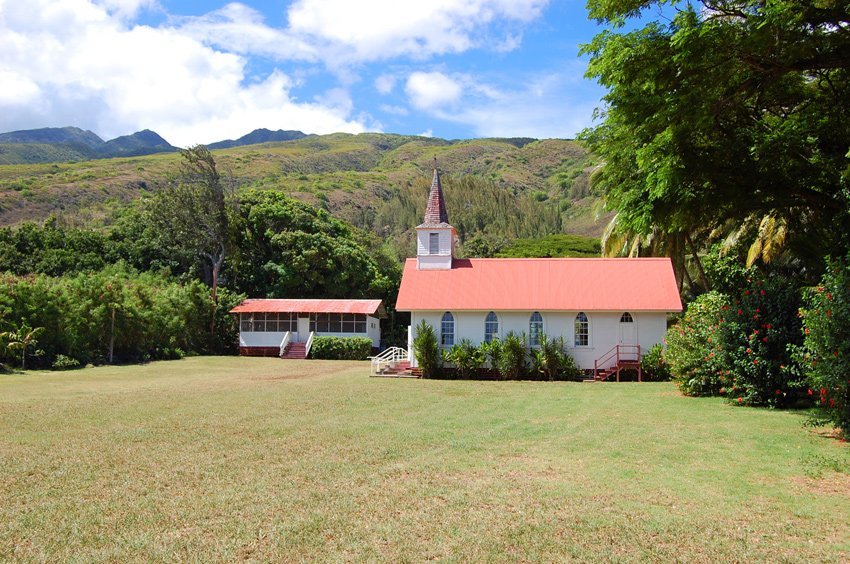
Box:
[753,359,759,365]
[762,337,768,343]
[746,348,752,354]
[775,389,781,395]
[829,399,836,408]
[805,328,810,334]
[744,290,750,295]
[737,309,743,315]
[808,388,813,396]
[737,397,743,404]
[760,290,766,296]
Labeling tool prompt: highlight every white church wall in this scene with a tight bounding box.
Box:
[409,310,668,370]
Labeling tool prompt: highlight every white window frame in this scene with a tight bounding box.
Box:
[529,311,544,347]
[574,312,590,347]
[484,311,499,343]
[440,311,455,347]
[429,232,440,255]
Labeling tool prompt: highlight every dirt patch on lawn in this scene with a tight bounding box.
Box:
[791,473,850,496]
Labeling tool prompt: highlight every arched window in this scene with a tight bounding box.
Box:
[529,312,544,346]
[484,311,499,343]
[441,312,454,346]
[620,312,634,323]
[574,312,589,346]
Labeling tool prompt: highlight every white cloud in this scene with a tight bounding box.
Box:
[0,0,369,145]
[175,3,317,62]
[418,129,433,138]
[374,74,396,95]
[405,71,463,111]
[286,0,548,64]
[95,0,157,20]
[379,104,409,116]
[409,66,602,139]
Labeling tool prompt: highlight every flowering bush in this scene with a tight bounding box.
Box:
[666,291,730,395]
[796,258,850,438]
[719,275,803,407]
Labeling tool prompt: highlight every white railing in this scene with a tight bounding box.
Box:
[305,331,315,358]
[370,346,409,376]
[278,331,292,357]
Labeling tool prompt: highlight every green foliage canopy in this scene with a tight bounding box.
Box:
[582,1,850,268]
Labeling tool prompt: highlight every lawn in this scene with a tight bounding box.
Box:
[1,357,848,561]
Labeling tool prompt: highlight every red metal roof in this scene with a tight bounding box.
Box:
[230,299,384,315]
[395,258,682,312]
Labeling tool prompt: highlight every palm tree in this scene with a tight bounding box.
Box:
[1,324,44,370]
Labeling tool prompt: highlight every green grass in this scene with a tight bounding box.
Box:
[1,357,847,560]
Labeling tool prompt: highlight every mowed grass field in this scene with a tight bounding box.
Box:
[1,358,848,561]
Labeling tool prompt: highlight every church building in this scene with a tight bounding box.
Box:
[395,167,682,375]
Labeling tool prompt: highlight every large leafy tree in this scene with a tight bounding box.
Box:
[229,190,396,300]
[582,1,850,278]
[147,145,234,302]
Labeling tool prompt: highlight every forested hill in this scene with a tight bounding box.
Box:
[0,132,606,258]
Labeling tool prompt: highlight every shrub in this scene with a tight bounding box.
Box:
[443,339,484,379]
[559,352,584,381]
[719,275,803,407]
[531,334,568,381]
[796,257,850,438]
[498,332,528,380]
[480,338,503,371]
[309,336,373,360]
[51,354,81,370]
[641,344,670,381]
[666,291,729,395]
[412,320,440,378]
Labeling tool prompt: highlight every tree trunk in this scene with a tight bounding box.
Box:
[109,307,115,364]
[685,232,711,291]
[21,346,25,370]
[209,245,225,336]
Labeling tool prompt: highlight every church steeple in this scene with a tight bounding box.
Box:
[415,161,456,270]
[420,164,449,227]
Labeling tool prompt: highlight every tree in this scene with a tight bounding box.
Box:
[412,320,440,378]
[1,324,44,370]
[229,190,396,299]
[148,145,234,303]
[582,1,850,277]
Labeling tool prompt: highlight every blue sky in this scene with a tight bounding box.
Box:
[0,0,624,146]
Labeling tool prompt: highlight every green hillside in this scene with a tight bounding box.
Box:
[0,132,608,258]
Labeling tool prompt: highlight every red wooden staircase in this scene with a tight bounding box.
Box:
[281,342,308,360]
[592,345,642,382]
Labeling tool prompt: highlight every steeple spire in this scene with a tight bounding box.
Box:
[420,161,449,227]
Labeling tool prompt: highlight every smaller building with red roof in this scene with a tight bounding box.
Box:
[396,167,682,374]
[230,298,384,358]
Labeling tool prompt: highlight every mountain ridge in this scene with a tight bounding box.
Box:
[0,126,179,163]
[0,132,609,256]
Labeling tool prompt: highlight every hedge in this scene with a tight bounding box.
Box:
[309,336,373,360]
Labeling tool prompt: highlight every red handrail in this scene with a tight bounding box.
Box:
[594,344,641,379]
